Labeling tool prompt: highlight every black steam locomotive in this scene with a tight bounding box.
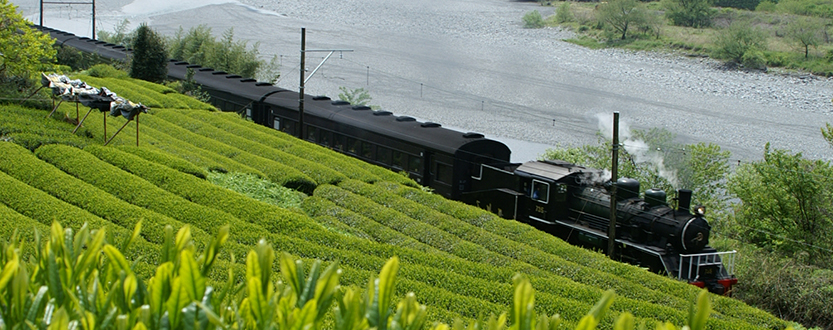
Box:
[38,26,737,294]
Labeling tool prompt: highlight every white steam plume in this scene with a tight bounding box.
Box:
[594,113,679,187]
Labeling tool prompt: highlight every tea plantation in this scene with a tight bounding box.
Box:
[0,76,791,329]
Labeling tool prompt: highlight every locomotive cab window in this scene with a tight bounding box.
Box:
[531,181,549,203]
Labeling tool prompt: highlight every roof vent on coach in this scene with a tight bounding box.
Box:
[225,75,242,79]
[240,78,257,82]
[186,64,202,69]
[198,68,214,72]
[255,82,273,86]
[211,71,228,75]
[313,95,331,101]
[331,100,350,106]
[373,111,393,116]
[396,116,416,122]
[352,105,371,111]
[421,122,441,128]
[463,132,484,139]
[174,61,189,65]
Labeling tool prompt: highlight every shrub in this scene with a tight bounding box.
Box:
[523,10,546,28]
[663,0,716,28]
[712,20,767,63]
[85,64,127,78]
[556,2,575,24]
[115,145,209,179]
[741,49,767,69]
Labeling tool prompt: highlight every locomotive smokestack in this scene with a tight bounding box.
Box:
[677,189,692,214]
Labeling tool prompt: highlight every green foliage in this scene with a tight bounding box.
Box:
[167,25,280,82]
[523,10,546,29]
[663,0,716,28]
[741,49,767,69]
[54,45,111,72]
[775,0,833,18]
[755,0,778,11]
[556,2,575,23]
[0,218,743,330]
[714,0,761,10]
[97,19,134,46]
[130,24,168,83]
[727,143,833,267]
[785,16,824,58]
[0,0,56,79]
[207,171,304,209]
[712,20,768,63]
[711,237,833,330]
[596,0,650,40]
[86,64,128,78]
[338,87,373,106]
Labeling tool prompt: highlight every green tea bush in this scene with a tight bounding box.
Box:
[85,63,128,78]
[116,145,209,178]
[155,109,346,185]
[138,112,317,193]
[0,169,160,267]
[0,219,738,330]
[83,145,321,234]
[184,110,415,186]
[34,144,268,248]
[0,142,215,249]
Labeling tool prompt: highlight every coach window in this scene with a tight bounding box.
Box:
[531,180,549,203]
[436,162,452,184]
[392,151,404,169]
[348,138,361,155]
[409,155,421,174]
[377,147,391,165]
[307,127,318,142]
[320,130,330,147]
[334,134,345,151]
[361,142,373,159]
[272,117,280,130]
[284,121,296,136]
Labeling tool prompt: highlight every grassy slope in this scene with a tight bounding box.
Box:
[0,76,787,329]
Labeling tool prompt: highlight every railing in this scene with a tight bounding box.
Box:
[677,250,737,281]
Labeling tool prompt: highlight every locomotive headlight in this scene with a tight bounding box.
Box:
[694,205,706,216]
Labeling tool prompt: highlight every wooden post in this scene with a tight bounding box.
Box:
[608,111,620,258]
[136,113,139,146]
[72,108,95,134]
[103,112,107,143]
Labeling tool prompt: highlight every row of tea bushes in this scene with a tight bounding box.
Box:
[0,105,90,150]
[154,109,347,186]
[137,112,317,193]
[375,181,788,329]
[34,144,266,249]
[183,110,388,184]
[0,168,160,275]
[0,143,215,251]
[84,145,321,234]
[115,145,209,179]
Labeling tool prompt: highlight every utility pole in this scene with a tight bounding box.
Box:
[297,28,353,140]
[299,27,306,139]
[608,111,619,258]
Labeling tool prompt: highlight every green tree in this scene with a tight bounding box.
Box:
[338,86,372,106]
[555,2,575,24]
[662,0,716,28]
[596,0,648,40]
[727,144,833,266]
[129,23,168,83]
[0,0,56,84]
[785,16,824,58]
[166,25,280,83]
[97,19,133,46]
[712,20,767,64]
